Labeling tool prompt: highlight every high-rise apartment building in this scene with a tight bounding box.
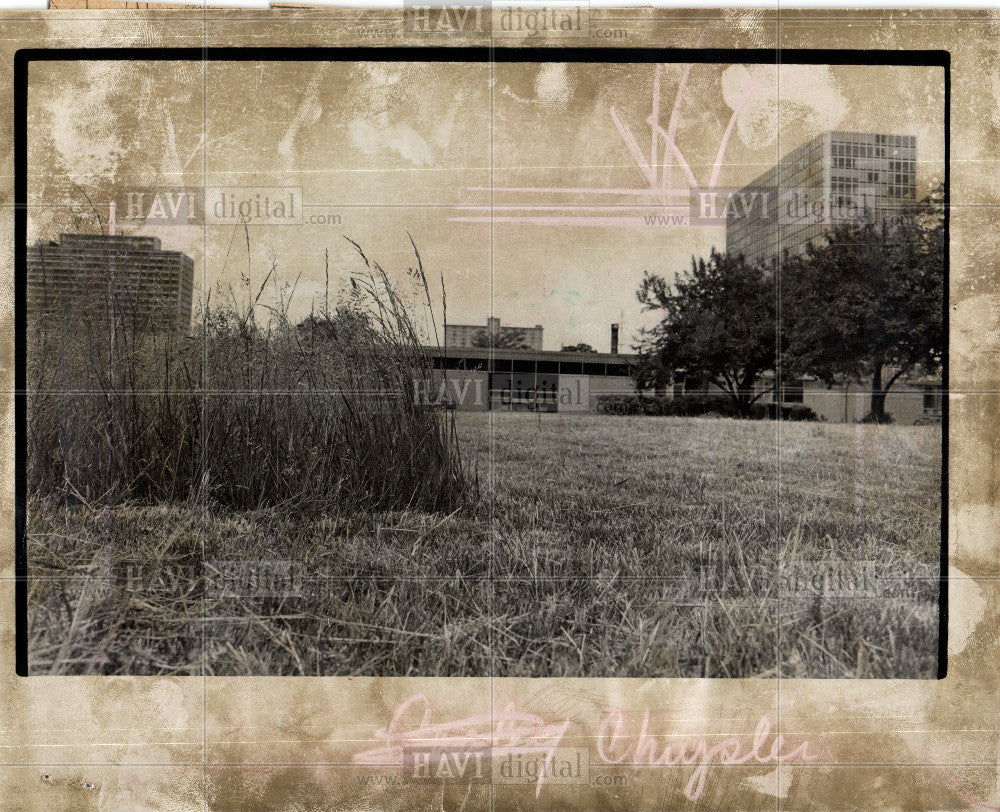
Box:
[27,233,195,334]
[444,317,544,350]
[726,131,918,268]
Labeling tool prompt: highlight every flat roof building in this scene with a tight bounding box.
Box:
[425,345,636,412]
[27,233,194,334]
[727,131,918,268]
[421,345,939,424]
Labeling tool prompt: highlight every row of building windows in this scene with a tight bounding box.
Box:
[831,175,859,193]
[831,175,858,209]
[885,160,916,199]
[887,181,915,199]
[832,141,889,160]
[728,133,919,267]
[833,158,917,177]
[431,355,634,377]
[875,134,916,148]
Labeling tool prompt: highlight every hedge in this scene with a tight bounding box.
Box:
[594,395,818,421]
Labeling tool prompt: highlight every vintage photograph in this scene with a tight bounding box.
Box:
[22,54,944,678]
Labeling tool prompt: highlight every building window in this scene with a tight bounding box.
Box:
[684,375,704,393]
[923,388,942,414]
[435,356,464,370]
[780,377,804,403]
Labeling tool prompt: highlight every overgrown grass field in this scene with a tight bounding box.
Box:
[28,412,940,678]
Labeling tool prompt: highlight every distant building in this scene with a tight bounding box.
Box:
[27,233,194,334]
[423,346,941,424]
[425,345,636,413]
[727,131,918,268]
[722,131,936,421]
[445,317,543,350]
[681,369,942,425]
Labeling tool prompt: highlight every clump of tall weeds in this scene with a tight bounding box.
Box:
[27,235,468,514]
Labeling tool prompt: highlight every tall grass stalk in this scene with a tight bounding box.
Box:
[27,237,468,514]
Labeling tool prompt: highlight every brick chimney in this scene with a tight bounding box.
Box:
[611,323,619,354]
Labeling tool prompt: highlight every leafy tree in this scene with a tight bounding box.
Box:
[635,249,777,417]
[782,187,944,422]
[471,327,530,349]
[296,308,371,341]
[560,343,597,353]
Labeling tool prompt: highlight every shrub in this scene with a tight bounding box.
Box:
[596,395,814,421]
[664,394,742,418]
[27,239,469,514]
[598,394,769,419]
[781,404,820,422]
[765,403,819,421]
[861,410,894,424]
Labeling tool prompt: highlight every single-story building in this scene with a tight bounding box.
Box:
[421,346,942,424]
[754,370,942,424]
[422,346,637,413]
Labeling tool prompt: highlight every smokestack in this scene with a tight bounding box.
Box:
[108,201,116,236]
[611,323,619,355]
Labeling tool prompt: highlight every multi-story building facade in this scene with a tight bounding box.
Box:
[726,131,918,268]
[27,233,194,334]
[444,317,544,350]
[722,132,937,421]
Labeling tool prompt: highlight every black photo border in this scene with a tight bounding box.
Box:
[13,46,950,678]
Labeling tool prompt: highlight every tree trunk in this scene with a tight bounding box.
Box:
[722,380,746,418]
[870,363,887,422]
[736,392,751,419]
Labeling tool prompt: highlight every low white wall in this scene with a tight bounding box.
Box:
[802,382,934,425]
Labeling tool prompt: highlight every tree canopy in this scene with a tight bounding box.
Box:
[471,327,530,349]
[634,185,944,423]
[635,249,777,417]
[781,187,944,420]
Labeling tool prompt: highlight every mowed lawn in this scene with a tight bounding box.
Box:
[468,412,940,678]
[27,413,941,678]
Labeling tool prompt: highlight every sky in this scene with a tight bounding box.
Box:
[27,59,944,351]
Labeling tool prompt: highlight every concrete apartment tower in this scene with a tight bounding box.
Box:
[27,232,195,335]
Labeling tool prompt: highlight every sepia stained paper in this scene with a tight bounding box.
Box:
[0,7,998,810]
